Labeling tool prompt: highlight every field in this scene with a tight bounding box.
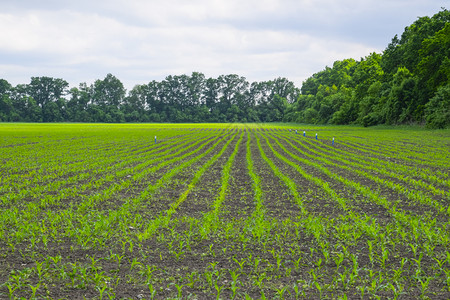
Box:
[0,123,449,300]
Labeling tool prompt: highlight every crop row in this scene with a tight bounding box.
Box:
[0,123,449,299]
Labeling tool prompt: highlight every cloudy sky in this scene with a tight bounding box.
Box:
[0,0,446,91]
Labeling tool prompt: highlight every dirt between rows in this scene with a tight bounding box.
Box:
[265,133,444,219]
[278,132,449,198]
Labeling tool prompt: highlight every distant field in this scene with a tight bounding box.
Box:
[1,123,449,299]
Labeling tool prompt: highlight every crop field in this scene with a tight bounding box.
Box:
[0,123,449,300]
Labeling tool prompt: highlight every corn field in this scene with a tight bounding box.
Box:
[1,123,449,299]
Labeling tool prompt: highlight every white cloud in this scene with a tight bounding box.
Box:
[0,0,447,90]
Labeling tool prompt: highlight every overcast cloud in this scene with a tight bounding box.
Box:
[0,0,447,90]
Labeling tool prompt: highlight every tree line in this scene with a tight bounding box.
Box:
[0,74,298,124]
[0,9,448,128]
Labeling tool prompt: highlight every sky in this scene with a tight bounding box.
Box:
[0,0,447,91]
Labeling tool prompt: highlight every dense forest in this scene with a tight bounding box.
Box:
[0,9,448,128]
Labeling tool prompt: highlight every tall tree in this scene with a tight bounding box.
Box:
[0,79,14,121]
[92,74,125,108]
[28,76,68,108]
[67,83,92,122]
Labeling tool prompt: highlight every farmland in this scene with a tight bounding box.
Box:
[0,123,449,299]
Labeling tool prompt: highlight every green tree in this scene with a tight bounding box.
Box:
[382,67,419,124]
[43,101,63,122]
[417,22,450,93]
[123,84,148,122]
[217,74,249,117]
[92,74,125,108]
[0,79,14,121]
[425,84,450,128]
[271,77,299,103]
[357,81,385,126]
[28,76,68,108]
[67,83,92,122]
[382,9,450,77]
